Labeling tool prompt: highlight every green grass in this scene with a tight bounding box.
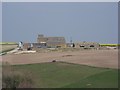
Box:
[100,44,120,47]
[63,70,118,88]
[0,42,17,45]
[10,62,118,88]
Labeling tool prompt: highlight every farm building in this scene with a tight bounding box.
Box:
[75,42,100,49]
[23,43,47,50]
[23,34,100,50]
[37,34,66,48]
[66,43,75,47]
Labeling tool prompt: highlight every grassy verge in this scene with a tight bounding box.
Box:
[5,62,118,88]
[0,42,17,45]
[100,44,120,47]
[2,63,33,88]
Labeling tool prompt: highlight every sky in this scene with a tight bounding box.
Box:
[1,0,119,2]
[2,2,118,43]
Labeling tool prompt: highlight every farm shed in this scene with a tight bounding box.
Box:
[75,42,100,49]
[66,43,75,47]
[37,34,66,48]
[23,43,47,49]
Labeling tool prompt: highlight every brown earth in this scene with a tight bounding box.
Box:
[1,49,118,69]
[0,45,17,52]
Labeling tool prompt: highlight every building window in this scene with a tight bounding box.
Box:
[90,45,94,47]
[57,46,61,48]
[80,45,85,47]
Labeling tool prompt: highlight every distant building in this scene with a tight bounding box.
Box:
[66,43,75,47]
[37,34,66,48]
[23,43,47,49]
[23,34,100,50]
[75,42,100,49]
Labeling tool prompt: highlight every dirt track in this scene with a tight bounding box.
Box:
[1,50,118,69]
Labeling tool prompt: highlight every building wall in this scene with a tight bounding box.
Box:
[66,43,75,47]
[23,43,47,49]
[37,35,66,48]
[75,42,100,49]
[37,37,48,43]
[47,42,66,48]
[23,43,31,49]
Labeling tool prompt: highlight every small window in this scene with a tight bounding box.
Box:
[80,45,85,47]
[57,46,61,48]
[90,45,94,47]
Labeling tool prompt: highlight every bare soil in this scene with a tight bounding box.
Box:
[0,45,17,52]
[1,49,118,69]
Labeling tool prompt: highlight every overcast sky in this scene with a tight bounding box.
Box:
[2,2,118,43]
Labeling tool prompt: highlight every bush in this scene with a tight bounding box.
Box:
[2,62,33,88]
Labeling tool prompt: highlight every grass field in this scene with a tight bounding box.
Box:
[100,44,120,47]
[0,42,17,45]
[8,62,118,88]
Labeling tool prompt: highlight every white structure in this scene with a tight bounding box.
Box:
[18,41,23,50]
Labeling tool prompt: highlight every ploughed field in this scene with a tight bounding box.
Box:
[0,44,17,53]
[2,49,118,69]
